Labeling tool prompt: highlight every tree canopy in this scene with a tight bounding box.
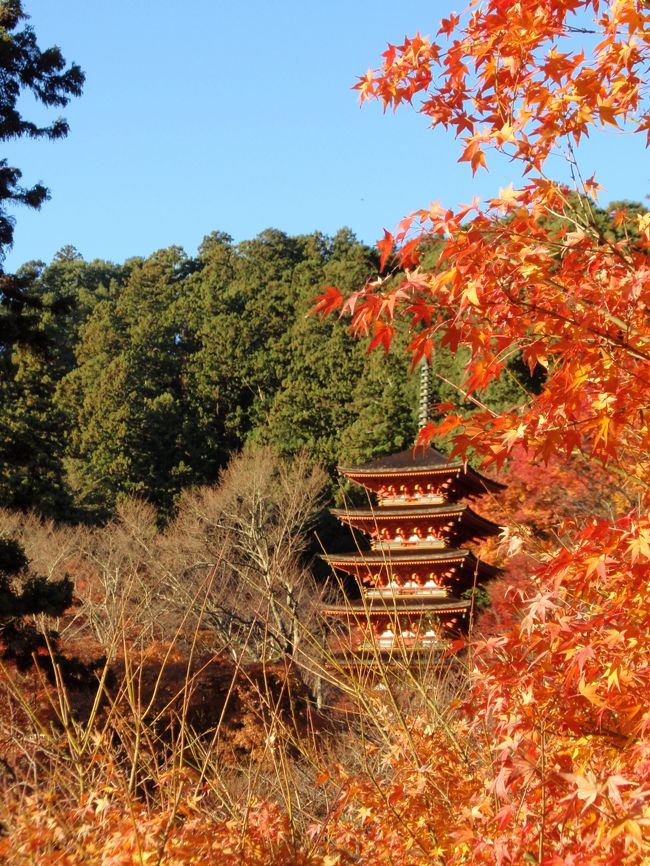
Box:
[0,0,84,261]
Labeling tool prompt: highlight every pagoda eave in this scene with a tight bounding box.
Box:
[324,549,501,579]
[326,646,452,667]
[331,504,503,539]
[322,599,471,618]
[325,548,474,565]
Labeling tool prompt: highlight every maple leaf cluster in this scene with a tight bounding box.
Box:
[2,791,324,866]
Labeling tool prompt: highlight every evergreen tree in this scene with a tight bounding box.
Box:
[338,347,418,467]
[0,338,72,515]
[59,248,199,517]
[188,228,312,448]
[259,229,420,554]
[0,253,124,517]
[0,0,84,355]
[0,3,85,517]
[0,0,84,261]
[1,208,636,523]
[263,308,365,470]
[0,536,72,670]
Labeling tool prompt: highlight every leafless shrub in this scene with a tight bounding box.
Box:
[159,447,331,694]
[2,448,333,699]
[66,497,170,648]
[0,509,81,581]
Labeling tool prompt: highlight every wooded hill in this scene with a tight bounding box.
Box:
[1,225,553,523]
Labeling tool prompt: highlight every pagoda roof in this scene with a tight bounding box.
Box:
[331,503,503,538]
[339,446,505,495]
[340,445,454,474]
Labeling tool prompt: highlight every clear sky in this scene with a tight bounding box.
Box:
[4,0,648,270]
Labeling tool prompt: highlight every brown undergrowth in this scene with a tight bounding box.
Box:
[0,610,465,865]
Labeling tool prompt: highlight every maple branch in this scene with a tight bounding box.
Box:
[537,274,640,337]
[564,25,598,34]
[433,372,500,416]
[564,142,638,269]
[538,720,547,865]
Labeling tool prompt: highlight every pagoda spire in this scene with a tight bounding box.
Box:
[417,359,434,432]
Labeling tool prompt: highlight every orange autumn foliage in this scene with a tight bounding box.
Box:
[312,1,650,862]
[475,446,628,631]
[3,793,323,866]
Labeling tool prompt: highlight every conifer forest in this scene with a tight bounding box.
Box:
[1,1,650,863]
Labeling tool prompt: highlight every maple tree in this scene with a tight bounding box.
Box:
[312,0,650,862]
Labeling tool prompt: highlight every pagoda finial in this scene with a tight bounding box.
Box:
[418,359,433,432]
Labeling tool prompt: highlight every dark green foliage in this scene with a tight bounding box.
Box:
[59,248,200,518]
[0,201,642,522]
[0,536,104,686]
[0,341,72,515]
[0,536,72,669]
[0,254,126,518]
[338,348,418,466]
[0,0,84,260]
[461,583,491,613]
[260,228,417,481]
[187,228,306,452]
[56,227,417,518]
[0,2,86,517]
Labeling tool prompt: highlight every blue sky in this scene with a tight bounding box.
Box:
[4,1,648,270]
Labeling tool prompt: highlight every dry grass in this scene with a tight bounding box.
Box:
[0,450,469,864]
[0,606,466,864]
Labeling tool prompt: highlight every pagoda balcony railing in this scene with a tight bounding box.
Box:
[356,634,444,651]
[365,585,448,598]
[378,494,445,507]
[372,538,446,550]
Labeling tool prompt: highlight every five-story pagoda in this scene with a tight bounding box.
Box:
[323,444,505,665]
